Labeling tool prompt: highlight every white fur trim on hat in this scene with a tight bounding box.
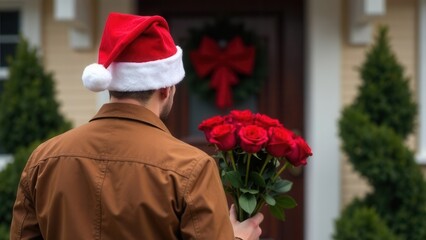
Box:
[82,63,112,92]
[107,46,185,91]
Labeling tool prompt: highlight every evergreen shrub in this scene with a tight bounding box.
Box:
[334,202,400,240]
[334,26,426,240]
[0,37,71,153]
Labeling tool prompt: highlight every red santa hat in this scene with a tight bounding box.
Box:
[82,13,184,92]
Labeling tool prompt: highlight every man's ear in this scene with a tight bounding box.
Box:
[158,87,170,99]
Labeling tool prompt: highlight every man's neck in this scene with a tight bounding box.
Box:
[110,97,143,106]
[110,97,161,117]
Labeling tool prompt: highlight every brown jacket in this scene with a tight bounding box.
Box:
[10,103,234,240]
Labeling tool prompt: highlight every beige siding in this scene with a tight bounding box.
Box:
[340,0,418,208]
[42,0,98,127]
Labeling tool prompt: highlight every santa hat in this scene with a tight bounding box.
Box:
[82,13,185,92]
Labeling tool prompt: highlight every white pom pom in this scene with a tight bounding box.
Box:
[82,63,112,92]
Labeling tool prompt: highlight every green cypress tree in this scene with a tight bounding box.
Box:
[334,204,400,240]
[0,37,71,239]
[334,26,426,240]
[0,37,71,153]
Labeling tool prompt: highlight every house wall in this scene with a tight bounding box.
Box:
[340,0,419,208]
[42,0,98,127]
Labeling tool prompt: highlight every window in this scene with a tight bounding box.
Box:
[0,10,20,76]
[0,10,20,154]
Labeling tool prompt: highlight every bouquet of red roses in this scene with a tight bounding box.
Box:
[198,109,312,221]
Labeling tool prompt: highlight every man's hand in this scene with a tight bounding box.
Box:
[230,204,264,240]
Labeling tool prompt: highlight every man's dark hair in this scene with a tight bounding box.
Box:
[109,90,155,103]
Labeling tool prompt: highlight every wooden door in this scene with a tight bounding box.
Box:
[139,1,304,239]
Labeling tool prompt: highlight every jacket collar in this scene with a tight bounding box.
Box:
[90,103,170,134]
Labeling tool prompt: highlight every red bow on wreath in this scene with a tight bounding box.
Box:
[190,36,256,109]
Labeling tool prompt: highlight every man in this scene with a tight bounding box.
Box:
[10,12,263,239]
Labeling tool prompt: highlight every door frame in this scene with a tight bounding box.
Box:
[305,0,341,239]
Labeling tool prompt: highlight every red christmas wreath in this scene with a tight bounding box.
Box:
[184,19,266,109]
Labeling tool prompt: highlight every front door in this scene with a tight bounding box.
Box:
[139,1,305,239]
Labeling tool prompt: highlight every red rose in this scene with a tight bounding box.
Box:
[266,127,294,157]
[286,136,312,167]
[228,110,254,126]
[238,125,268,153]
[254,113,282,130]
[209,124,237,151]
[198,115,225,141]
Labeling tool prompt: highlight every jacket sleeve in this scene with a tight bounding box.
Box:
[10,166,43,240]
[180,156,235,240]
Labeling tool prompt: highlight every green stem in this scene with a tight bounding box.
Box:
[228,150,237,171]
[227,152,242,220]
[253,198,266,215]
[232,194,243,221]
[259,154,274,176]
[221,152,229,168]
[244,153,252,186]
[238,204,244,221]
[272,160,290,181]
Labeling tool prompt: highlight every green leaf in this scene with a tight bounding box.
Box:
[213,151,225,160]
[268,195,296,221]
[221,168,230,177]
[264,194,276,206]
[269,204,286,221]
[223,171,243,188]
[276,195,297,209]
[272,179,293,193]
[239,193,257,215]
[219,159,228,170]
[250,172,266,187]
[240,188,259,194]
[262,168,275,180]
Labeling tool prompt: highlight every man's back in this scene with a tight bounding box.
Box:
[10,103,234,239]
